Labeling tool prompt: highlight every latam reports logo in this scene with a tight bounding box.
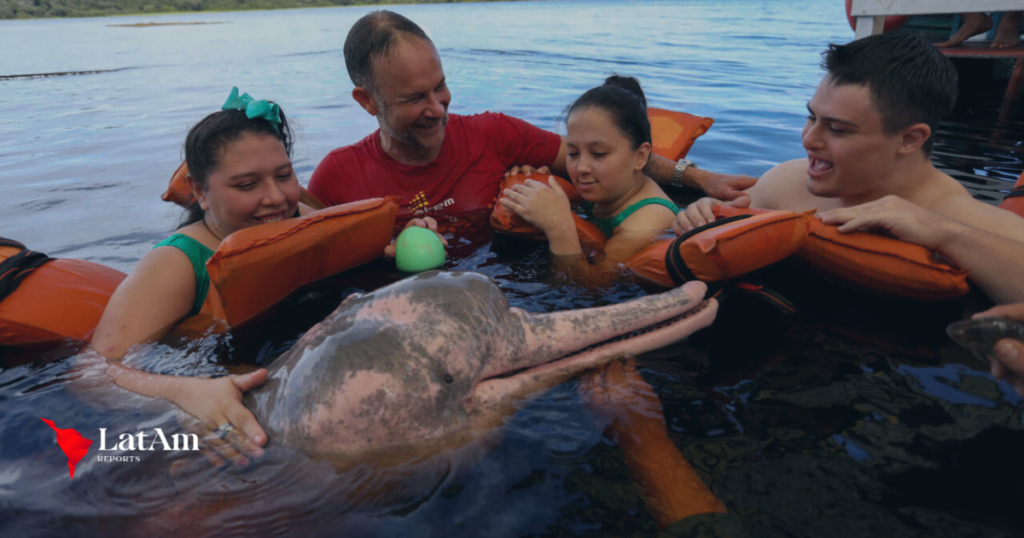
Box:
[40,418,93,479]
[41,417,199,479]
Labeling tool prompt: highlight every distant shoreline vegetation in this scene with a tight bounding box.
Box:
[1,0,509,20]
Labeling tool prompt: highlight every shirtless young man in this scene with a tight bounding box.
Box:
[675,32,1024,303]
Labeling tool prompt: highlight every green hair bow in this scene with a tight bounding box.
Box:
[221,86,282,133]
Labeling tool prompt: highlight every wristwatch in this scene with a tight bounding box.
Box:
[670,158,698,189]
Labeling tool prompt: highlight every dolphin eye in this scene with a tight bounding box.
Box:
[443,374,454,384]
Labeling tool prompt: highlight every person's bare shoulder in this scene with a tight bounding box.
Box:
[91,246,197,358]
[118,246,198,315]
[746,158,810,210]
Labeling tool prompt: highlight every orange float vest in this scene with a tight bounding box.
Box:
[583,360,727,529]
[999,171,1024,218]
[714,205,970,300]
[627,208,809,287]
[492,178,808,288]
[489,173,607,252]
[0,198,397,347]
[647,108,714,161]
[0,239,126,346]
[490,107,714,245]
[171,197,397,336]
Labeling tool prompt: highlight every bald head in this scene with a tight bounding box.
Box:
[344,10,435,91]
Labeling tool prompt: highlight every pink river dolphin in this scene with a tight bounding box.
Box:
[244,271,718,463]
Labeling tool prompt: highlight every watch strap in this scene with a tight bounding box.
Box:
[670,159,698,188]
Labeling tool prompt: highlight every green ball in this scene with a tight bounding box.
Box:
[395,226,446,273]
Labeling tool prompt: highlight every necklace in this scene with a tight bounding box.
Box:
[202,218,224,241]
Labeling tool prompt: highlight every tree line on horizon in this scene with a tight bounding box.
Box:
[1,0,486,19]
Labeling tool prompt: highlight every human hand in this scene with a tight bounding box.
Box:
[504,165,552,178]
[972,303,1024,396]
[168,369,269,467]
[384,217,449,258]
[817,195,949,250]
[690,168,758,201]
[579,359,663,426]
[672,196,751,235]
[499,177,573,234]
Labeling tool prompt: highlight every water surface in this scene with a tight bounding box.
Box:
[2,1,1023,536]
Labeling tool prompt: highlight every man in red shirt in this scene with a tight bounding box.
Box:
[309,10,755,226]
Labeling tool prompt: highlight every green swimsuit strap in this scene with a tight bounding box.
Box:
[585,198,682,238]
[152,234,214,317]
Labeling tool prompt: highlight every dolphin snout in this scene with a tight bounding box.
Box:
[521,281,708,360]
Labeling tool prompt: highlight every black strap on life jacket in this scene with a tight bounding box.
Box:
[1006,187,1024,199]
[727,281,797,314]
[0,237,52,302]
[663,214,753,286]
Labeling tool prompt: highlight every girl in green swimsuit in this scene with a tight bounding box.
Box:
[88,88,310,465]
[500,75,680,285]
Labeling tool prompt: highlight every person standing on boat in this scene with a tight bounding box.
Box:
[308,10,755,228]
[936,11,1022,49]
[674,32,1024,304]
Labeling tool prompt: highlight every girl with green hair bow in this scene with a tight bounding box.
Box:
[86,87,310,466]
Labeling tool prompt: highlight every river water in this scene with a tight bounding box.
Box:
[2,0,1023,536]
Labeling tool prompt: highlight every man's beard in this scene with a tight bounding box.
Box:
[378,104,448,150]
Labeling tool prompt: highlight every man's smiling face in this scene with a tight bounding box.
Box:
[801,76,905,202]
[369,37,451,159]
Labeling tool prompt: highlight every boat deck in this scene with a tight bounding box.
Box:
[940,42,1024,59]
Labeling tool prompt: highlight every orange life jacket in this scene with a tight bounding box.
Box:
[999,171,1024,218]
[0,198,397,347]
[714,205,970,300]
[489,173,607,252]
[0,239,126,346]
[647,107,714,161]
[490,107,715,247]
[627,208,809,287]
[171,197,398,336]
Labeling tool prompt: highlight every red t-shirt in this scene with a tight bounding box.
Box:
[308,112,561,224]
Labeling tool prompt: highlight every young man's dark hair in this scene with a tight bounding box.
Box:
[343,10,434,92]
[822,32,958,155]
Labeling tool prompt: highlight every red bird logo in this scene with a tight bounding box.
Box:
[40,418,93,479]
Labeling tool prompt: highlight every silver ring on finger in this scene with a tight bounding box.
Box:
[214,423,234,438]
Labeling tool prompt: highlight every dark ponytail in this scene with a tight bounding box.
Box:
[566,75,651,151]
[178,106,293,228]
